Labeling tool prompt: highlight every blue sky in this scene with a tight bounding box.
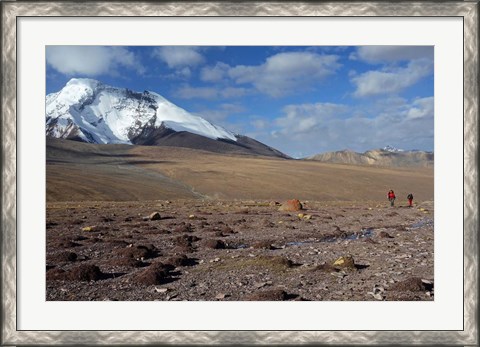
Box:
[46,46,434,157]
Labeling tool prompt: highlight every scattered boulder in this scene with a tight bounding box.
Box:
[133,263,172,285]
[148,212,161,221]
[109,257,146,268]
[68,264,103,281]
[220,226,234,234]
[202,239,226,249]
[71,235,88,241]
[166,254,195,267]
[252,241,275,250]
[53,251,78,262]
[173,234,199,246]
[332,255,356,269]
[278,199,303,212]
[174,223,194,233]
[390,277,428,292]
[116,244,158,260]
[378,231,394,238]
[46,268,68,280]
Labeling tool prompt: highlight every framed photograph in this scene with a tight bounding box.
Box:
[2,1,477,345]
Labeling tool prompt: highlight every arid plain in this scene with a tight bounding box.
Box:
[46,138,434,301]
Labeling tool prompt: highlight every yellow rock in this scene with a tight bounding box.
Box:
[298,213,305,219]
[189,214,195,219]
[333,255,355,269]
[278,221,283,224]
[304,214,312,220]
[419,208,426,211]
[82,226,95,232]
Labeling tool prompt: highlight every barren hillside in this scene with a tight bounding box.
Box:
[47,138,433,203]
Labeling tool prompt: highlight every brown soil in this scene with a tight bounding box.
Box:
[46,199,434,301]
[46,138,434,203]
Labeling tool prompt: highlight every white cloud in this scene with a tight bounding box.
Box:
[46,46,144,76]
[276,103,348,134]
[251,119,268,130]
[176,85,218,99]
[192,103,247,132]
[406,97,434,119]
[253,97,434,156]
[200,62,229,82]
[352,59,433,97]
[175,85,248,100]
[152,47,204,68]
[228,52,340,97]
[221,87,249,98]
[353,46,434,64]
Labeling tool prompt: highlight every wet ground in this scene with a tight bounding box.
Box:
[46,199,434,301]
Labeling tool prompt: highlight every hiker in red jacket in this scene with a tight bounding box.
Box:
[388,190,396,207]
[407,193,414,207]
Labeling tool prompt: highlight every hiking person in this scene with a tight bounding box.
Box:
[407,193,414,207]
[388,190,396,207]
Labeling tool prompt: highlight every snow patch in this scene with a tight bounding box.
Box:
[46,78,238,144]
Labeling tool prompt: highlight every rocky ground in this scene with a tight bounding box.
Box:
[46,199,434,301]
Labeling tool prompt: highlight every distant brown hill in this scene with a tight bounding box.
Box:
[306,149,434,168]
[47,138,434,203]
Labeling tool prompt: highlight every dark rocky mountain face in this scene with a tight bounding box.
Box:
[46,78,289,159]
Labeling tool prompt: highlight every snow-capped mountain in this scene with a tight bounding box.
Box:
[46,79,288,158]
[46,78,237,144]
[382,145,404,153]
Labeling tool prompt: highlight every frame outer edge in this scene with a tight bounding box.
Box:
[1,2,17,346]
[463,2,479,346]
[1,1,478,345]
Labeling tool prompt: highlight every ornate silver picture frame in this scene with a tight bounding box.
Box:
[1,1,477,345]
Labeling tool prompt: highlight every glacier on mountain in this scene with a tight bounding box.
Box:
[46,78,237,144]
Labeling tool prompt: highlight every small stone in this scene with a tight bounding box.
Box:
[189,214,195,219]
[82,226,96,232]
[215,293,228,300]
[378,231,394,238]
[332,255,356,269]
[330,271,347,278]
[304,214,312,220]
[297,213,305,219]
[368,292,384,300]
[254,282,267,289]
[278,199,303,212]
[154,287,169,293]
[149,212,161,221]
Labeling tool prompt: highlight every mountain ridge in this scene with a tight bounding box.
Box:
[306,148,434,168]
[46,78,289,158]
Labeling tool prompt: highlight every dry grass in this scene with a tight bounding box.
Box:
[47,138,433,202]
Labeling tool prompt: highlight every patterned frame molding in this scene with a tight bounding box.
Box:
[1,1,478,345]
